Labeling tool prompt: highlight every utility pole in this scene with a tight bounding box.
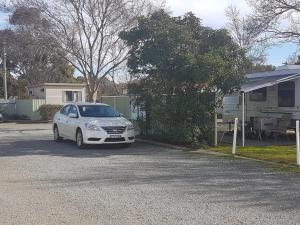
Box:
[3,41,7,100]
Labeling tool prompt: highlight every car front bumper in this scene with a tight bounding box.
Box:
[82,128,135,144]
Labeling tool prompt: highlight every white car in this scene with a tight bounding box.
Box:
[53,103,135,148]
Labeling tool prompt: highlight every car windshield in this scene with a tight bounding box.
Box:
[78,105,120,118]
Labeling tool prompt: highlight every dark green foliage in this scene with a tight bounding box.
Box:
[2,114,29,120]
[0,73,19,98]
[38,104,62,121]
[0,7,76,98]
[121,11,247,146]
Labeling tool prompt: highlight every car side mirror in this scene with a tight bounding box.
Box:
[68,113,78,119]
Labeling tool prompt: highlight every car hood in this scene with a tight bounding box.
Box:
[82,117,131,127]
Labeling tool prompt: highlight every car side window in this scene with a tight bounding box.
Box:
[69,105,78,117]
[60,105,71,116]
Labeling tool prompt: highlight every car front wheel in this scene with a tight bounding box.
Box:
[76,129,86,149]
[53,125,63,142]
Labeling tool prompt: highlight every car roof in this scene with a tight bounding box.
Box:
[64,102,109,107]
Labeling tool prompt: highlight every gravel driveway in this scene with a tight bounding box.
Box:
[0,123,300,225]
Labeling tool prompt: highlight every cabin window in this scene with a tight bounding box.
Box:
[278,81,295,107]
[63,91,82,102]
[249,88,267,101]
[29,91,33,95]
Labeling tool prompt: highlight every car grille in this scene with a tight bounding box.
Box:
[105,138,126,142]
[101,126,126,134]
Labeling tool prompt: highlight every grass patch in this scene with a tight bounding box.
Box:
[209,145,297,165]
[269,164,300,173]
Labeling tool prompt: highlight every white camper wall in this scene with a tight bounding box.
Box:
[245,85,278,120]
[28,86,46,99]
[225,77,300,121]
[45,85,86,105]
[222,95,240,121]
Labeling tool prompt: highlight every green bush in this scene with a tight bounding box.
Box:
[38,104,62,121]
[2,114,29,120]
[135,93,214,148]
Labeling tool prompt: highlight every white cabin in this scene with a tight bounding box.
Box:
[28,83,86,105]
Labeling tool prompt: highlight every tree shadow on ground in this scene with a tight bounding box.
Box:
[0,138,160,158]
[1,136,300,213]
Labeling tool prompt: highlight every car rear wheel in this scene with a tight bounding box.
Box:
[53,125,63,142]
[76,129,86,149]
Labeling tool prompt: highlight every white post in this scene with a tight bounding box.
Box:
[242,92,245,147]
[296,120,300,166]
[232,117,238,155]
[3,41,7,101]
[214,112,218,147]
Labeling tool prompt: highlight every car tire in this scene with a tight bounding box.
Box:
[76,129,86,149]
[53,125,63,142]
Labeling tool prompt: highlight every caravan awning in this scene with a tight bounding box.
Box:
[241,73,300,93]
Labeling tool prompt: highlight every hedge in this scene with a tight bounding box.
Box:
[38,104,62,121]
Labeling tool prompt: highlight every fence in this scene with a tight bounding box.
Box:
[0,100,16,115]
[0,96,133,121]
[0,99,46,120]
[100,96,132,120]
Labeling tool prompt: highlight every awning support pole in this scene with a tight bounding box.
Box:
[242,92,245,147]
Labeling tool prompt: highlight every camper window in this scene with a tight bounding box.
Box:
[278,81,295,107]
[63,91,82,102]
[249,88,267,101]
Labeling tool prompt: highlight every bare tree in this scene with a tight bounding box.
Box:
[225,5,268,65]
[13,0,164,101]
[246,0,300,41]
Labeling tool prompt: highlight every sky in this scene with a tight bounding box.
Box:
[0,0,298,66]
[0,13,8,29]
[166,0,298,66]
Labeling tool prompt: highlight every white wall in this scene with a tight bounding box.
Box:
[45,86,86,105]
[223,77,300,121]
[28,86,46,99]
[245,85,278,120]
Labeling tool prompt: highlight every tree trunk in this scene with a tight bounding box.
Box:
[87,87,98,103]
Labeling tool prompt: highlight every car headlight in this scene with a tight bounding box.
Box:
[127,124,134,131]
[85,123,101,131]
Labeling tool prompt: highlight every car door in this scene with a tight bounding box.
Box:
[64,104,79,140]
[58,104,71,137]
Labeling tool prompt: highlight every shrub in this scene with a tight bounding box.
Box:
[2,114,29,120]
[135,93,215,148]
[38,104,62,121]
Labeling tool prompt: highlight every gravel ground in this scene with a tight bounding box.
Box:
[0,123,300,225]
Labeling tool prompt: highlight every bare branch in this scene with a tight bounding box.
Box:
[11,0,165,101]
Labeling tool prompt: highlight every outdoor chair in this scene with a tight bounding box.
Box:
[271,114,294,141]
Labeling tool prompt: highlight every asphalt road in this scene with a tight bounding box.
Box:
[0,123,300,225]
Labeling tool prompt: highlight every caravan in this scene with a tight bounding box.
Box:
[223,65,300,143]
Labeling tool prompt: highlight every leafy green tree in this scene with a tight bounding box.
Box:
[121,10,247,146]
[0,7,76,99]
[0,73,19,99]
[9,7,75,86]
